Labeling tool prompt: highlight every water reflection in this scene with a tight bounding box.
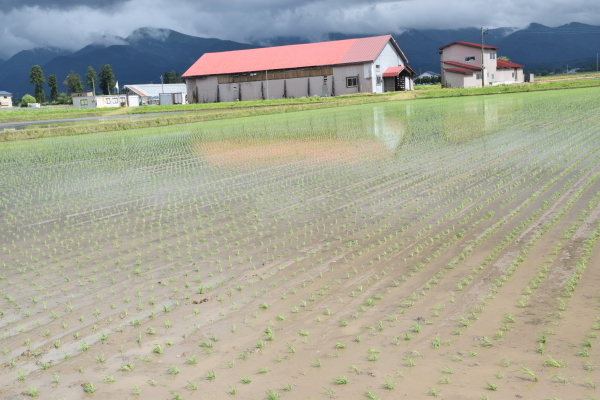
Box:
[191,94,514,167]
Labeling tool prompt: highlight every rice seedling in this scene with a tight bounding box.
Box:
[17,369,26,381]
[166,365,180,375]
[542,356,566,367]
[82,382,96,393]
[513,365,537,381]
[365,391,380,400]
[584,377,596,389]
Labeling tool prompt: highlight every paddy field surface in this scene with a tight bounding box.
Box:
[1,88,600,400]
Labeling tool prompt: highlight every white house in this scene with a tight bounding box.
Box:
[183,35,416,103]
[438,41,525,88]
[0,91,12,108]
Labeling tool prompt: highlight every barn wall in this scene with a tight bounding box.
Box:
[333,64,368,95]
[188,75,338,103]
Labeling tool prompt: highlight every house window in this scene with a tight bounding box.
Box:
[106,98,111,104]
[465,56,475,62]
[490,53,496,59]
[376,76,382,85]
[375,65,380,72]
[80,99,88,106]
[512,72,515,78]
[346,77,358,87]
[476,73,482,80]
[491,74,495,79]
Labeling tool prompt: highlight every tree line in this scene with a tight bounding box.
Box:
[414,75,441,85]
[27,65,116,105]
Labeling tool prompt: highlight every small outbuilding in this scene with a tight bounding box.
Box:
[416,71,440,80]
[122,84,187,105]
[439,41,525,88]
[183,35,415,103]
[72,94,131,109]
[0,91,13,108]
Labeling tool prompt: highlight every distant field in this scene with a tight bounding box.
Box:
[1,88,600,400]
[2,74,600,142]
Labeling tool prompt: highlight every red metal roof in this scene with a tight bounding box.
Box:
[441,60,482,71]
[439,41,499,50]
[382,66,405,77]
[497,59,524,68]
[443,68,475,75]
[183,35,400,77]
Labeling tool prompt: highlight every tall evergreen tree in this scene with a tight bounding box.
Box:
[29,65,46,103]
[85,66,97,92]
[64,71,83,93]
[163,70,182,84]
[99,64,115,95]
[47,75,59,102]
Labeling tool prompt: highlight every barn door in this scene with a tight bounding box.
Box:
[384,77,395,92]
[321,76,329,97]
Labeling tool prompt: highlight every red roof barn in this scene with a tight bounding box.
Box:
[183,35,416,103]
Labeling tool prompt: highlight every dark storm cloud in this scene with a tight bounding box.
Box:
[0,0,129,12]
[0,0,599,59]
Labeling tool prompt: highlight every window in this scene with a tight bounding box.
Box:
[376,76,382,85]
[476,73,482,80]
[106,98,111,104]
[465,56,475,62]
[112,98,118,104]
[512,72,515,78]
[491,74,494,79]
[346,76,358,87]
[490,53,496,59]
[375,65,380,72]
[80,99,88,106]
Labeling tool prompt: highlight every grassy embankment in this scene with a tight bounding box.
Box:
[2,75,600,141]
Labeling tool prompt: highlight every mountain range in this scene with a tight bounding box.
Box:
[1,23,599,99]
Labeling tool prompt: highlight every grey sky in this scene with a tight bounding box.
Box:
[1,0,599,59]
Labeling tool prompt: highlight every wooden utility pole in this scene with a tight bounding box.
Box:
[481,27,488,88]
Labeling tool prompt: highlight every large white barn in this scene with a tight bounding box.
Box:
[183,35,415,103]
